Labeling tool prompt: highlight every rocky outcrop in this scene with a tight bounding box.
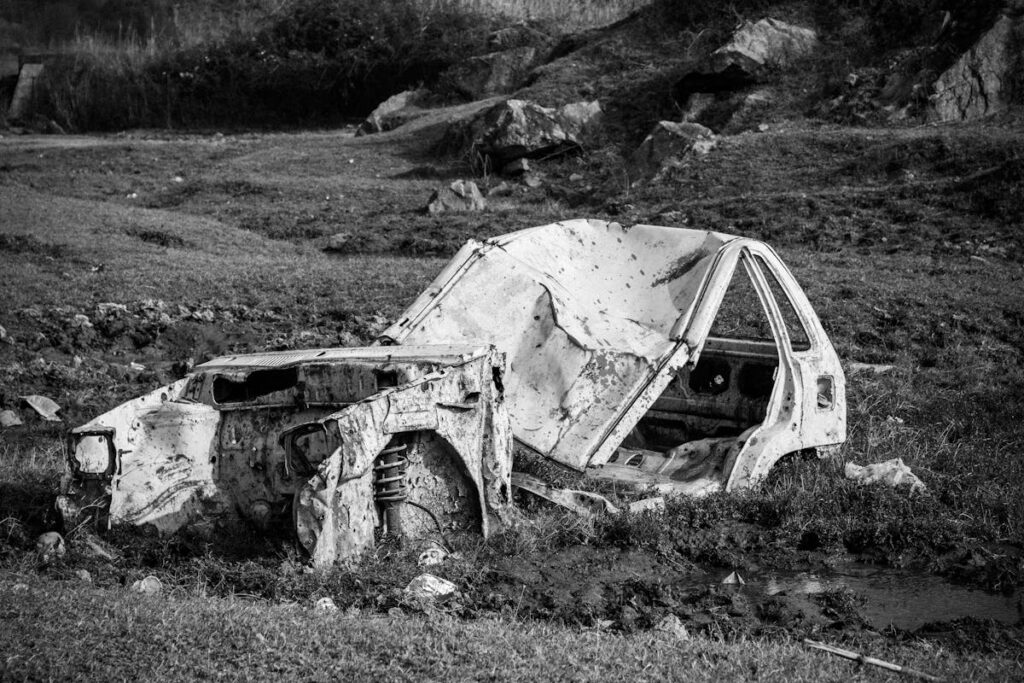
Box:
[442,98,603,170]
[930,15,1020,122]
[712,18,819,72]
[356,89,429,136]
[675,18,817,127]
[426,180,486,214]
[630,121,716,181]
[440,47,543,100]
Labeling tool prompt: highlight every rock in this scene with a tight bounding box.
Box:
[12,583,29,592]
[75,569,92,583]
[323,232,354,253]
[36,532,66,563]
[655,614,689,639]
[487,181,515,197]
[627,496,666,514]
[0,409,22,428]
[314,597,339,613]
[356,88,429,136]
[131,575,163,594]
[441,47,541,100]
[20,395,61,421]
[426,180,486,214]
[675,19,817,104]
[845,458,926,494]
[847,362,896,375]
[522,173,543,188]
[0,324,11,344]
[711,18,818,71]
[404,573,458,602]
[930,15,1018,122]
[501,158,530,176]
[417,544,448,567]
[630,121,716,180]
[722,571,746,585]
[446,99,603,169]
[487,23,554,51]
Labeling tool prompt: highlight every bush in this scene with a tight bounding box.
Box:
[32,0,498,131]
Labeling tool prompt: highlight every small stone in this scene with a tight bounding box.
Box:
[21,395,62,421]
[0,410,22,428]
[501,158,530,176]
[426,180,486,214]
[417,545,448,567]
[522,173,543,188]
[569,173,584,182]
[655,614,689,639]
[323,233,354,252]
[75,569,92,583]
[404,573,458,602]
[36,532,66,563]
[721,571,745,585]
[131,575,163,594]
[12,583,29,592]
[314,597,338,613]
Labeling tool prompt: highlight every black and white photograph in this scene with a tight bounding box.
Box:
[1,1,1022,679]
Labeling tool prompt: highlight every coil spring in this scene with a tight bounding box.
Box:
[373,443,409,504]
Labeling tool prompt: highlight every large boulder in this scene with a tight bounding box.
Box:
[356,88,429,136]
[930,15,1020,122]
[443,98,602,169]
[440,47,543,100]
[676,19,818,98]
[630,121,716,181]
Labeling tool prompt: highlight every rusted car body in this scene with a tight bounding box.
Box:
[381,219,845,494]
[58,345,512,565]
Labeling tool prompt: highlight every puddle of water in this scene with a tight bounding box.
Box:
[754,564,1022,631]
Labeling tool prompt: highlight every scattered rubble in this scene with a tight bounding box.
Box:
[845,458,926,494]
[426,179,487,213]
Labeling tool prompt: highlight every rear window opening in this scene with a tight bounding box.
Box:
[213,368,299,404]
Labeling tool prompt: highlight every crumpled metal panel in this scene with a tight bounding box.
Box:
[294,356,513,567]
[382,219,732,470]
[60,345,513,557]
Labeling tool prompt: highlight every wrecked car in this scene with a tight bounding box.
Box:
[58,345,513,565]
[380,219,845,495]
[60,218,844,565]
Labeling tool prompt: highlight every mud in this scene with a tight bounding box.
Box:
[478,546,1021,638]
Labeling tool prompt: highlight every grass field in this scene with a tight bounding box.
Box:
[2,110,1023,678]
[2,1,1024,676]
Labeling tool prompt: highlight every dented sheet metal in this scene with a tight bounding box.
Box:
[382,220,730,470]
[384,219,846,492]
[60,345,513,565]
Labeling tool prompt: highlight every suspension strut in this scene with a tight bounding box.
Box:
[373,441,410,543]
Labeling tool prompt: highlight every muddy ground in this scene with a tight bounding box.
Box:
[1,109,1023,669]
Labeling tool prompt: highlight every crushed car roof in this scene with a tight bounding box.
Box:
[382,219,739,470]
